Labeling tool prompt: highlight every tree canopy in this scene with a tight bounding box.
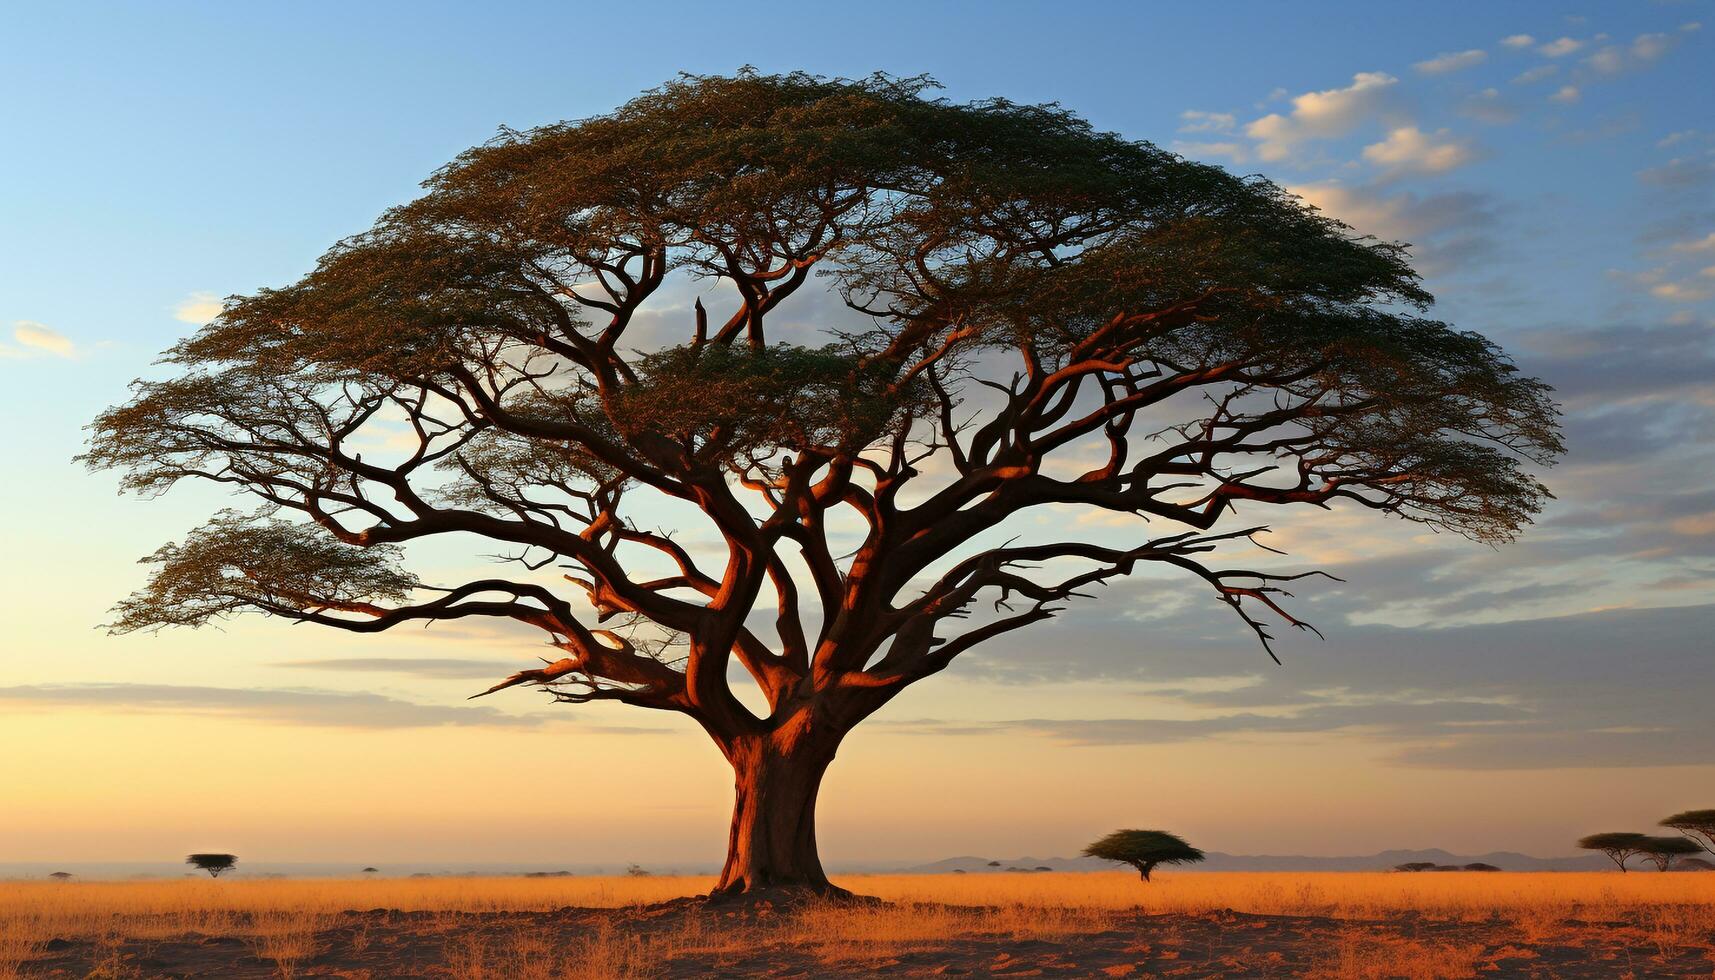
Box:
[1660,810,1715,856]
[1083,829,1206,881]
[85,71,1561,896]
[186,854,237,878]
[1637,836,1703,871]
[1577,833,1649,872]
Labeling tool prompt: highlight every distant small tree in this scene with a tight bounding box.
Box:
[1660,810,1715,856]
[1577,833,1648,872]
[1394,862,1438,872]
[987,861,1002,868]
[1638,836,1703,872]
[625,864,651,878]
[361,867,379,874]
[1083,830,1205,882]
[48,871,73,882]
[1462,863,1501,872]
[186,853,237,878]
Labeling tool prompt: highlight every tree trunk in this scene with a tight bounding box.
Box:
[711,716,847,898]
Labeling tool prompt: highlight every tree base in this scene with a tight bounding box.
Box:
[701,881,877,908]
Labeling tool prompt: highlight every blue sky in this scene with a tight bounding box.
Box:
[1,2,1712,864]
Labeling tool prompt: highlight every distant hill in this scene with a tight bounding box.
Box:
[904,848,1614,873]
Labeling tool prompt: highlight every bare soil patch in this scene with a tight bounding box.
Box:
[15,900,1714,979]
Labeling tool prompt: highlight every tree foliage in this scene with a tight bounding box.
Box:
[187,854,237,878]
[1637,836,1703,871]
[1577,833,1649,872]
[85,71,1561,894]
[1660,810,1715,856]
[1083,829,1206,881]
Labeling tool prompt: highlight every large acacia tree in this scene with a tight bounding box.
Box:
[85,72,1560,897]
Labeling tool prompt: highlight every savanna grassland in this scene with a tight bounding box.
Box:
[2,871,1712,978]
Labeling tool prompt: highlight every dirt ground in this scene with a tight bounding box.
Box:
[16,901,1715,979]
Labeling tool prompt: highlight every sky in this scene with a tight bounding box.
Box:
[2,1,1712,870]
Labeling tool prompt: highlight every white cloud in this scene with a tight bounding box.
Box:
[1586,46,1625,74]
[173,291,224,324]
[1588,32,1680,75]
[1539,36,1585,57]
[1513,64,1559,84]
[1414,49,1488,75]
[1173,140,1249,163]
[1244,72,1399,162]
[1459,88,1518,125]
[1673,233,1715,253]
[1286,180,1497,275]
[1652,280,1714,302]
[1630,32,1673,63]
[1361,126,1477,176]
[1634,267,1715,303]
[1550,85,1581,104]
[1500,34,1536,49]
[6,321,77,359]
[1178,110,1236,134]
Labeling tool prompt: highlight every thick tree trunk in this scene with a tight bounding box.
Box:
[711,715,847,898]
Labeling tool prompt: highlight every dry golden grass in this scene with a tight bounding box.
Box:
[8,869,1712,922]
[1308,928,1488,980]
[2,871,1711,976]
[0,920,45,980]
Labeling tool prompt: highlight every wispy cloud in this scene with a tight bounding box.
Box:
[1244,72,1398,163]
[1459,88,1518,125]
[1,321,78,360]
[1538,36,1586,57]
[1362,126,1477,177]
[944,602,1715,770]
[0,683,552,730]
[173,292,224,325]
[1177,110,1236,134]
[1288,180,1498,275]
[270,657,526,680]
[1413,49,1487,75]
[1586,31,1682,75]
[1499,34,1536,49]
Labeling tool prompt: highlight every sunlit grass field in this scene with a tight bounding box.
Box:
[3,871,1712,978]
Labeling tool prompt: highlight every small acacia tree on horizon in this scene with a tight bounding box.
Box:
[1638,836,1703,871]
[1577,833,1649,872]
[1084,830,1206,881]
[85,71,1560,898]
[187,854,237,878]
[1661,810,1715,856]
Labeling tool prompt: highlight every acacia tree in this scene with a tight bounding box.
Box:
[1637,836,1702,871]
[1083,829,1205,881]
[1660,810,1715,856]
[84,72,1560,897]
[187,854,237,878]
[1578,833,1648,872]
